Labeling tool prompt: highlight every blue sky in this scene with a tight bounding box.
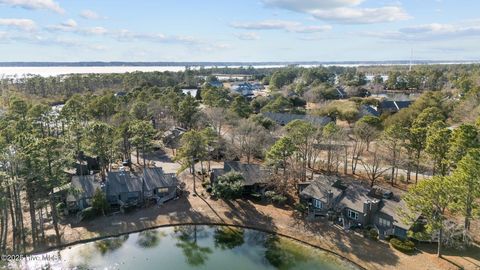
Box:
[0,0,479,62]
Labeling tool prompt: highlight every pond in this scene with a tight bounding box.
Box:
[9,225,360,270]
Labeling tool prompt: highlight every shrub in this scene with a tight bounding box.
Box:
[365,228,379,240]
[265,190,276,199]
[265,191,287,205]
[271,195,287,205]
[81,207,98,220]
[293,202,307,213]
[213,172,245,199]
[56,202,66,212]
[92,188,109,216]
[390,238,415,253]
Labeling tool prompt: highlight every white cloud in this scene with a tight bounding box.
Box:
[84,26,108,35]
[44,21,203,45]
[235,32,260,40]
[231,20,331,33]
[45,19,78,32]
[0,0,64,14]
[112,30,200,44]
[0,18,36,31]
[0,32,106,51]
[367,22,480,41]
[263,0,363,11]
[80,10,104,20]
[261,0,410,24]
[310,6,410,24]
[61,19,77,28]
[400,23,456,34]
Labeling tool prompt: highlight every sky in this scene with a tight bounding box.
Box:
[0,0,479,62]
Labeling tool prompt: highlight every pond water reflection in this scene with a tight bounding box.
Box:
[10,225,360,270]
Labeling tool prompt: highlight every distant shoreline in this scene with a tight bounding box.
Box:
[0,60,479,67]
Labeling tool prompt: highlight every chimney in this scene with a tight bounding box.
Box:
[327,190,334,206]
[370,199,380,213]
[363,200,371,216]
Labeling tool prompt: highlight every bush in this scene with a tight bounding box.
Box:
[92,188,109,215]
[294,202,307,213]
[213,172,245,199]
[364,228,379,240]
[390,238,415,253]
[81,207,98,220]
[265,191,287,205]
[265,190,276,199]
[271,195,287,205]
[56,202,66,212]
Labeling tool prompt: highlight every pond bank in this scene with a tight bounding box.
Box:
[33,174,469,270]
[16,225,362,270]
[28,222,367,270]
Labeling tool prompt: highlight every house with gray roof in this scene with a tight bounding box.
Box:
[299,175,348,216]
[338,182,416,239]
[210,161,272,193]
[361,100,412,117]
[163,126,186,152]
[251,82,265,90]
[359,104,380,118]
[207,80,223,88]
[262,112,332,127]
[66,175,102,212]
[336,182,380,227]
[230,82,254,97]
[379,100,412,114]
[299,177,416,239]
[336,87,347,99]
[142,167,179,204]
[106,170,143,207]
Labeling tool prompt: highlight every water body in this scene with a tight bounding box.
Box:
[8,225,360,270]
[0,66,189,77]
[0,65,289,78]
[0,61,476,78]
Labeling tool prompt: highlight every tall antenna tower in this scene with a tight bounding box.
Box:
[409,48,414,72]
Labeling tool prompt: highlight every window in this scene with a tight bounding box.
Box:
[378,217,391,227]
[157,187,169,194]
[347,209,359,220]
[313,199,323,209]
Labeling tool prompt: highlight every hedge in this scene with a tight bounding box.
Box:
[390,238,415,253]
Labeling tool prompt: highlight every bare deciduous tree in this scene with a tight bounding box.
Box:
[361,147,390,187]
